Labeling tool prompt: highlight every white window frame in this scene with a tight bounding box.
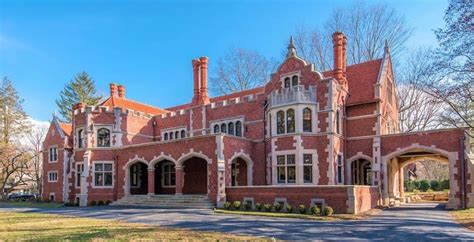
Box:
[270,105,317,136]
[75,162,84,187]
[92,161,114,188]
[337,153,344,184]
[280,71,301,89]
[48,146,58,163]
[48,170,58,183]
[76,126,85,149]
[210,117,245,137]
[276,154,296,184]
[303,153,313,183]
[161,162,176,188]
[161,126,187,141]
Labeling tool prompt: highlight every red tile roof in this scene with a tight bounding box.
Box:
[100,96,169,115]
[59,122,72,136]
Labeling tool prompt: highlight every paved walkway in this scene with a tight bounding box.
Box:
[1,202,472,240]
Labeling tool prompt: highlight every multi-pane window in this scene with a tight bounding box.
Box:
[286,109,295,133]
[277,155,296,184]
[284,77,291,88]
[303,108,312,132]
[76,164,84,187]
[48,171,58,182]
[212,120,243,137]
[235,121,242,137]
[337,155,343,184]
[303,154,313,183]
[181,130,186,138]
[164,133,169,140]
[214,125,219,133]
[97,128,110,147]
[130,164,141,187]
[78,129,84,148]
[94,163,113,187]
[175,131,179,139]
[283,75,299,88]
[291,76,298,86]
[163,129,186,141]
[221,123,227,133]
[49,147,58,162]
[162,162,176,187]
[277,111,285,134]
[170,132,174,140]
[228,122,234,135]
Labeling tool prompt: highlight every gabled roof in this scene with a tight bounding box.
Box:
[59,122,72,137]
[100,96,169,115]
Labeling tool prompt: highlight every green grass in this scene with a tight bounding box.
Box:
[214,209,363,221]
[0,211,263,241]
[0,201,63,208]
[450,208,474,231]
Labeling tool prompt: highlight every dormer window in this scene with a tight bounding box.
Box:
[284,77,291,88]
[97,128,110,147]
[78,129,84,148]
[164,133,169,141]
[292,75,298,86]
[282,74,300,89]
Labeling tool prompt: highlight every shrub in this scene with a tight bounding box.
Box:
[255,203,263,211]
[323,206,334,216]
[89,200,97,206]
[105,200,112,205]
[430,180,441,191]
[286,204,293,213]
[311,205,320,215]
[274,203,283,212]
[298,204,307,214]
[232,201,241,210]
[64,202,71,207]
[426,188,434,194]
[413,189,420,194]
[244,202,252,211]
[223,201,231,209]
[441,179,450,190]
[263,204,273,212]
[419,180,430,192]
[404,180,415,192]
[98,200,105,206]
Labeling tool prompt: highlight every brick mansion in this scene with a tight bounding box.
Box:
[42,32,473,213]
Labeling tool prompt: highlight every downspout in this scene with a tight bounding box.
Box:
[114,155,118,201]
[263,100,269,185]
[460,136,466,209]
[343,95,348,185]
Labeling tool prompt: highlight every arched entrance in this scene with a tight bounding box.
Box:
[182,157,208,194]
[129,161,148,195]
[351,159,372,185]
[154,160,176,194]
[231,157,248,186]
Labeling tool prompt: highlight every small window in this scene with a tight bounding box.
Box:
[169,132,173,140]
[303,154,313,183]
[235,121,242,137]
[228,122,234,135]
[214,124,219,133]
[336,110,341,134]
[48,171,58,182]
[284,77,291,88]
[78,129,84,148]
[94,163,113,187]
[277,111,285,134]
[286,109,295,133]
[175,131,179,139]
[291,75,298,86]
[303,108,312,132]
[97,128,110,147]
[49,147,58,162]
[337,155,343,184]
[164,133,168,140]
[221,123,227,133]
[76,164,84,187]
[181,130,186,138]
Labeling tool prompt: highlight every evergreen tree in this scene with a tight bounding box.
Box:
[0,77,30,144]
[56,72,102,123]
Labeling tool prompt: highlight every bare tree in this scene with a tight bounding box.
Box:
[0,144,31,198]
[25,125,48,196]
[293,26,332,71]
[415,160,449,181]
[210,48,276,95]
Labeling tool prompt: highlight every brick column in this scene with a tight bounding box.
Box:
[175,166,183,195]
[147,169,155,196]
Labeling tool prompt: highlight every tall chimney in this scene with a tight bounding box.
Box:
[117,85,125,98]
[109,83,117,97]
[192,59,201,105]
[199,56,210,104]
[332,32,347,83]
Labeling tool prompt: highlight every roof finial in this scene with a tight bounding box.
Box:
[287,36,297,58]
[384,39,389,53]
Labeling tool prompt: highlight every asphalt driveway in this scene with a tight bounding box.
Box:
[1,202,472,240]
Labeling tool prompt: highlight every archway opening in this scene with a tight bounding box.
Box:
[182,157,208,194]
[154,160,176,195]
[129,162,148,195]
[351,159,372,185]
[231,157,248,186]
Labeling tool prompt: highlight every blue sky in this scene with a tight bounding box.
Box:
[0,0,448,122]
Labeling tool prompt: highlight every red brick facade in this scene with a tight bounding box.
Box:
[42,32,473,213]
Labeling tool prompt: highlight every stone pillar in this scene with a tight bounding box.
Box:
[147,169,155,196]
[382,158,389,206]
[399,166,405,201]
[175,166,183,195]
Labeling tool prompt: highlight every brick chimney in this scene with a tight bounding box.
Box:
[72,102,85,111]
[109,83,117,97]
[332,32,347,83]
[199,56,210,104]
[192,59,201,105]
[117,85,125,98]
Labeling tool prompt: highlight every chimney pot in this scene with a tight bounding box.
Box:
[199,57,210,104]
[110,83,117,97]
[332,32,347,83]
[192,59,201,105]
[117,85,125,98]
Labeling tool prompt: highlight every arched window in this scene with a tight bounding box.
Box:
[169,132,174,140]
[228,122,234,135]
[181,130,186,138]
[235,121,242,137]
[286,109,295,133]
[303,108,312,132]
[78,129,84,148]
[214,124,219,133]
[277,111,285,134]
[292,75,298,86]
[284,77,291,88]
[221,123,227,133]
[97,128,110,147]
[164,133,169,141]
[175,131,179,139]
[336,110,341,134]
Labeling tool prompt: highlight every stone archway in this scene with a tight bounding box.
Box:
[351,159,372,185]
[123,158,149,196]
[229,152,253,186]
[181,157,208,194]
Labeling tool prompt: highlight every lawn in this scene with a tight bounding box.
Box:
[0,211,263,241]
[450,208,474,231]
[0,201,63,209]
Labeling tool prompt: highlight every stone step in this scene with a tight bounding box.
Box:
[110,195,214,209]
